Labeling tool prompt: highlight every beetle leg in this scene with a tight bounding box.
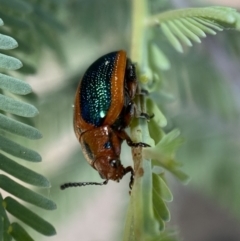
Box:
[139,112,154,121]
[135,87,154,120]
[124,166,134,189]
[120,101,134,129]
[125,60,137,99]
[133,104,154,122]
[139,89,149,95]
[116,129,150,147]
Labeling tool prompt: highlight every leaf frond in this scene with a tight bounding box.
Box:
[0,0,32,14]
[143,129,189,183]
[9,222,34,241]
[0,175,56,210]
[147,6,240,52]
[4,197,56,236]
[0,19,56,239]
[0,1,65,62]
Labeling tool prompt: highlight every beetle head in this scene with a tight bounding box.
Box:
[78,127,134,187]
[94,157,125,182]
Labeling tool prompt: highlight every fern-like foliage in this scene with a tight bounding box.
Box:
[141,6,240,87]
[148,7,240,52]
[0,0,65,74]
[0,19,56,241]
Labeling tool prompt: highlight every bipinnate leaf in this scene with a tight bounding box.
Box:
[152,187,170,222]
[9,222,34,241]
[0,113,42,139]
[0,194,11,241]
[0,33,18,49]
[146,98,167,127]
[0,94,39,117]
[0,53,22,70]
[0,154,49,187]
[4,197,56,236]
[0,136,41,162]
[147,7,240,52]
[152,173,173,202]
[0,73,32,94]
[0,175,56,210]
[0,0,32,14]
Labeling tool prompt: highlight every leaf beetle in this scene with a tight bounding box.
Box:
[61,50,149,190]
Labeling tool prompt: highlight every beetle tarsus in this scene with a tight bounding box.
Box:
[127,140,151,148]
[139,112,154,121]
[133,105,154,122]
[139,89,149,95]
[124,166,134,189]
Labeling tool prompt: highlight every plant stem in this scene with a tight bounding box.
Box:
[123,1,155,240]
[130,0,147,65]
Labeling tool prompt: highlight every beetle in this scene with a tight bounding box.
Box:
[61,50,149,190]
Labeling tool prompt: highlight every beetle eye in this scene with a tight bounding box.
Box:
[110,159,119,168]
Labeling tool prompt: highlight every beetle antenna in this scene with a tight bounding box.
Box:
[60,180,108,190]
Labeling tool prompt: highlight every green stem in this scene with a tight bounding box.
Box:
[124,0,161,240]
[123,0,149,240]
[130,0,148,64]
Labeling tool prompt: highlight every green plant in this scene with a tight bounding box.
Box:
[123,1,240,241]
[1,1,240,241]
[0,1,65,240]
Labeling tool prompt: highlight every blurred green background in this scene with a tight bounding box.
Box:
[1,0,240,240]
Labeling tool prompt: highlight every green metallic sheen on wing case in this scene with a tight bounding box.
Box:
[80,52,119,127]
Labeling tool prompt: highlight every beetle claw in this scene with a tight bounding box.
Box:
[139,112,154,121]
[127,140,151,148]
